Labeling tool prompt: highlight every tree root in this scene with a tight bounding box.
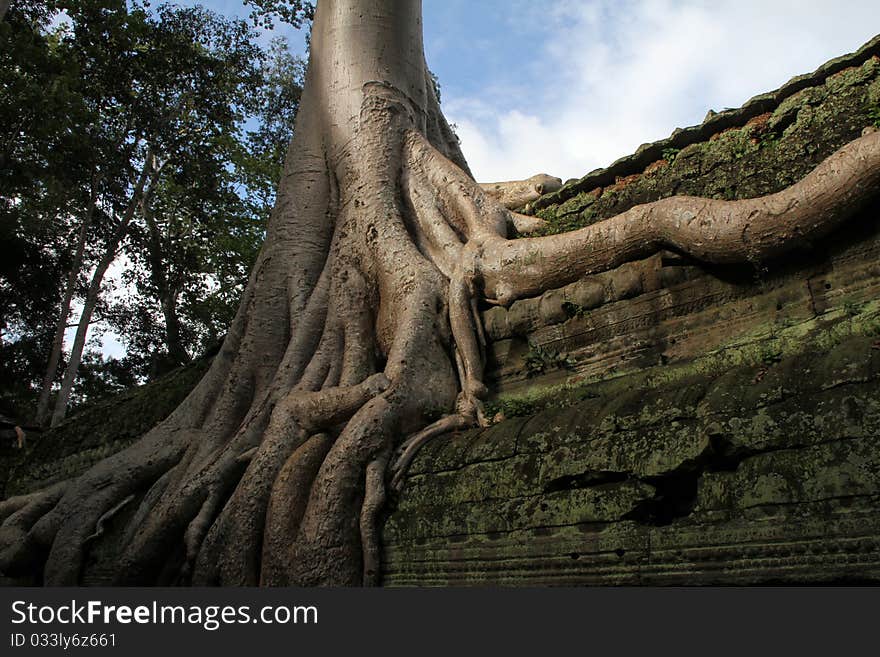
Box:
[479,129,880,305]
[85,494,135,544]
[509,211,549,235]
[479,174,563,211]
[0,482,68,575]
[260,433,334,586]
[389,413,472,493]
[360,448,390,586]
[2,54,878,590]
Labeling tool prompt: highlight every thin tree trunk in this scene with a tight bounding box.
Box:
[0,0,11,22]
[50,152,156,426]
[142,201,188,366]
[35,177,99,426]
[159,293,186,366]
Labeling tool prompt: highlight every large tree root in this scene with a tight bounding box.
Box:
[1,67,878,587]
[479,130,880,304]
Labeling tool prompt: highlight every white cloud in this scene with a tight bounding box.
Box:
[444,0,880,182]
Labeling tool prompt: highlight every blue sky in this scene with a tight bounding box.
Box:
[423,0,880,181]
[198,1,880,182]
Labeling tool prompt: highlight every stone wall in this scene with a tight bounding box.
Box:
[381,36,880,585]
[1,357,209,498]
[4,37,880,586]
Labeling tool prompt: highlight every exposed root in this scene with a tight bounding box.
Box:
[260,433,334,586]
[183,485,229,575]
[448,267,487,403]
[236,446,258,463]
[0,482,68,575]
[360,448,390,586]
[34,429,187,585]
[84,494,135,544]
[190,374,391,585]
[509,211,549,235]
[479,129,880,305]
[0,484,66,526]
[389,413,472,493]
[119,470,174,549]
[479,174,563,211]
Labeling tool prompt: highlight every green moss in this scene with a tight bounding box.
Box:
[486,299,880,422]
[535,202,596,236]
[530,53,880,238]
[4,356,211,496]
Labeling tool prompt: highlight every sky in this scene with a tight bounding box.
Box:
[201,0,880,182]
[82,0,880,358]
[422,0,880,182]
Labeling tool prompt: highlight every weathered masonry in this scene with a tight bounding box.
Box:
[5,36,880,586]
[382,36,880,585]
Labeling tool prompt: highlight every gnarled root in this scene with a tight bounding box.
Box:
[193,375,390,585]
[2,64,877,590]
[360,448,390,586]
[479,129,880,305]
[389,413,471,493]
[0,482,68,576]
[479,173,562,211]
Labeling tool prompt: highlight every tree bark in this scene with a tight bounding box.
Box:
[1,0,879,587]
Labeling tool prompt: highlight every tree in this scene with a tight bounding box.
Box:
[45,2,269,425]
[9,1,290,425]
[1,0,880,586]
[2,2,303,424]
[109,34,306,379]
[1,0,103,421]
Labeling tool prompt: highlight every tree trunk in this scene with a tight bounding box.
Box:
[159,292,186,366]
[141,193,188,367]
[50,153,155,426]
[35,179,98,426]
[2,0,879,587]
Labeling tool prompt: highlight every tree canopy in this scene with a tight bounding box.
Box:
[0,0,306,420]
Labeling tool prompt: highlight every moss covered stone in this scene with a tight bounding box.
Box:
[383,39,880,586]
[2,357,210,497]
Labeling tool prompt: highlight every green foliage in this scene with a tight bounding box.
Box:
[102,5,307,378]
[244,0,314,30]
[428,69,442,104]
[0,0,308,416]
[661,147,680,163]
[869,104,880,128]
[524,342,575,378]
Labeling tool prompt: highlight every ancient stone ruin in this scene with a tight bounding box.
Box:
[5,36,880,585]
